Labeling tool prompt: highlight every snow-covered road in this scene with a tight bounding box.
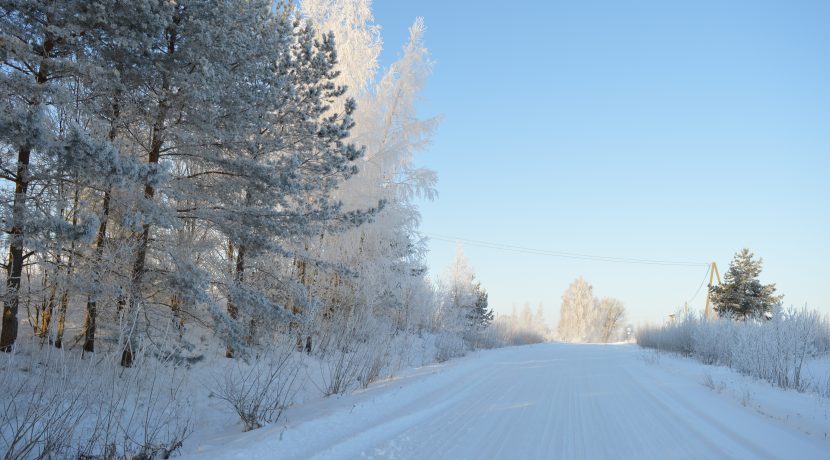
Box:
[186,344,830,459]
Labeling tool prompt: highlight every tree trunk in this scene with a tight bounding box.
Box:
[225,241,246,357]
[0,28,55,351]
[82,297,96,353]
[225,240,238,358]
[121,14,179,367]
[225,187,254,357]
[53,289,69,349]
[84,96,120,354]
[124,76,168,367]
[0,146,32,352]
[54,186,79,349]
[83,193,110,354]
[291,246,313,353]
[170,294,183,339]
[37,283,57,339]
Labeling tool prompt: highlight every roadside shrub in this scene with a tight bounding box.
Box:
[637,307,830,394]
[636,313,696,356]
[1,339,191,459]
[212,339,302,431]
[0,346,87,460]
[434,331,466,363]
[314,308,395,396]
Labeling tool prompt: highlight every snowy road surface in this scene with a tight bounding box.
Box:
[187,344,830,459]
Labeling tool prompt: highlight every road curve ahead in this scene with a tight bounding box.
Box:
[191,344,829,460]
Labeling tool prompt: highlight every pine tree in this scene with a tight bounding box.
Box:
[0,0,126,350]
[710,248,783,320]
[466,283,493,330]
[173,7,375,356]
[0,0,445,367]
[435,245,477,332]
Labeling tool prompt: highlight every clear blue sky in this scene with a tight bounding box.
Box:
[372,0,830,327]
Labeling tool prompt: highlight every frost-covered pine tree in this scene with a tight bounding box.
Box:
[0,0,381,361]
[435,245,478,333]
[467,283,493,331]
[167,5,378,357]
[0,0,137,350]
[0,0,443,369]
[710,248,783,320]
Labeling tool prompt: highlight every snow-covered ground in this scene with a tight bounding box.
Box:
[182,343,830,459]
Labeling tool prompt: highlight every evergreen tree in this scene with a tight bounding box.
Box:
[466,283,493,330]
[0,0,454,371]
[710,248,783,320]
[0,0,138,350]
[435,244,477,333]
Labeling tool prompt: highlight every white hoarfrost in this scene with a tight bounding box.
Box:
[557,277,627,343]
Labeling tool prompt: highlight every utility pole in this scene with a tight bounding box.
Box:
[703,261,722,320]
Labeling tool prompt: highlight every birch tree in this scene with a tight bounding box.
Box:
[299,1,439,340]
[596,297,626,343]
[557,277,595,342]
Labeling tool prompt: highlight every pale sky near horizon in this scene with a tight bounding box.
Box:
[371,0,829,327]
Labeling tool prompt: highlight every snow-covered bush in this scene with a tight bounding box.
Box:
[82,342,192,458]
[313,308,376,395]
[434,331,467,363]
[634,314,697,355]
[0,340,191,459]
[212,340,302,432]
[480,316,547,347]
[357,327,395,389]
[469,325,507,349]
[692,317,734,365]
[0,347,88,460]
[640,349,661,365]
[730,308,826,391]
[701,371,725,393]
[637,307,830,393]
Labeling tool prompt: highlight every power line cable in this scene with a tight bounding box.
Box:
[684,264,711,306]
[423,232,709,267]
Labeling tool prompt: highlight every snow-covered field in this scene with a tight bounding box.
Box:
[182,343,830,459]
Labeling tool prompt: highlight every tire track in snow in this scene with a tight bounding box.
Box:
[307,354,507,459]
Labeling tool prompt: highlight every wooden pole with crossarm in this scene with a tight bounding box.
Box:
[703,262,722,320]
